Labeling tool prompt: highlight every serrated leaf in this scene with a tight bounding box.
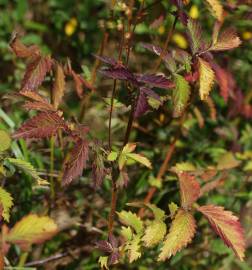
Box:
[187,19,202,54]
[117,210,143,234]
[135,74,173,89]
[173,74,190,117]
[5,214,58,250]
[120,226,133,241]
[0,187,13,222]
[126,153,152,169]
[98,256,109,270]
[6,158,47,185]
[142,221,166,247]
[198,205,245,261]
[10,34,40,58]
[21,55,53,91]
[13,112,67,139]
[52,63,65,109]
[158,209,196,261]
[204,0,223,21]
[0,130,11,152]
[62,139,89,185]
[178,172,200,209]
[126,234,142,263]
[98,256,109,269]
[198,58,215,100]
[210,28,241,51]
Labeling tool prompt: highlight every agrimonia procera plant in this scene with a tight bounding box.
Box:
[2,0,248,268]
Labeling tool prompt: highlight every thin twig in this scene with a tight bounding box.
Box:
[153,14,178,72]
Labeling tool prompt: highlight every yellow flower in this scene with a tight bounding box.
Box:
[189,5,199,19]
[242,31,252,40]
[65,18,78,36]
[158,25,165,35]
[172,33,188,49]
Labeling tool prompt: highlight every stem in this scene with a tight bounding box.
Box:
[153,14,178,72]
[18,252,29,267]
[50,136,55,200]
[138,115,185,217]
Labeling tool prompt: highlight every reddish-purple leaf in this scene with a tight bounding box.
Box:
[135,74,174,89]
[71,71,93,98]
[96,240,113,253]
[198,205,245,261]
[134,90,150,118]
[93,55,118,66]
[21,55,53,91]
[62,139,89,185]
[13,112,67,139]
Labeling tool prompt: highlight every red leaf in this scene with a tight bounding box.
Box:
[13,112,67,139]
[71,71,93,98]
[178,172,200,209]
[135,74,174,89]
[198,205,245,261]
[9,34,40,58]
[21,55,53,91]
[23,101,56,112]
[62,139,89,185]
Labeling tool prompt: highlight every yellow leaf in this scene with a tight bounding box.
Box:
[158,209,196,261]
[5,214,58,250]
[198,58,215,100]
[217,152,241,170]
[0,187,13,222]
[204,0,223,21]
[126,234,142,263]
[142,221,166,247]
[127,153,152,169]
[0,130,11,152]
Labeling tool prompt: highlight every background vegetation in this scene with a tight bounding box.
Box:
[0,0,252,269]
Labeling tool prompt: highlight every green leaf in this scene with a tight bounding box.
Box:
[126,153,152,169]
[0,187,13,222]
[117,210,143,234]
[107,151,118,161]
[168,202,179,219]
[0,130,11,152]
[173,74,190,118]
[142,220,166,247]
[6,158,48,185]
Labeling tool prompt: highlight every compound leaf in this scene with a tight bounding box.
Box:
[0,187,13,222]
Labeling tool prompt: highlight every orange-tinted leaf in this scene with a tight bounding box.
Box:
[158,209,196,261]
[23,101,56,112]
[62,139,89,185]
[13,112,67,139]
[178,172,200,209]
[5,214,58,250]
[198,205,245,261]
[71,71,93,98]
[52,63,65,109]
[21,55,53,91]
[211,28,241,51]
[20,90,49,102]
[10,33,40,58]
